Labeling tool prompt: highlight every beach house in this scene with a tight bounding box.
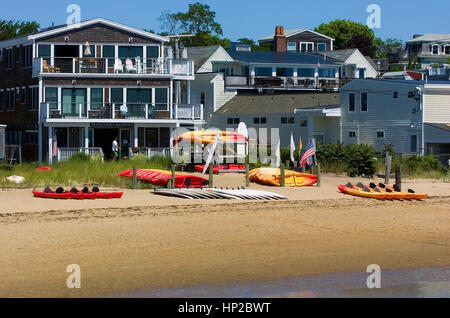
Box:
[405,33,450,67]
[340,78,450,165]
[0,18,202,162]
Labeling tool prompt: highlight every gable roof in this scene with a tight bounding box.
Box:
[29,18,169,42]
[258,29,335,43]
[227,50,342,66]
[215,93,340,115]
[186,45,232,72]
[0,18,168,48]
[425,123,450,133]
[407,34,450,43]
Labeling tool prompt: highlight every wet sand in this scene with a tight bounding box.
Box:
[0,174,449,297]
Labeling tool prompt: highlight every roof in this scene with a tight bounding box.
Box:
[186,46,222,72]
[227,50,342,66]
[407,34,450,43]
[216,93,340,115]
[341,78,450,90]
[258,29,334,43]
[322,49,357,62]
[425,123,450,133]
[0,18,169,48]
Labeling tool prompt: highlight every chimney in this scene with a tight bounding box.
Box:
[274,26,286,53]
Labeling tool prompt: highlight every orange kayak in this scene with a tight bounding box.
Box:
[178,130,248,144]
[250,168,317,187]
[338,184,427,200]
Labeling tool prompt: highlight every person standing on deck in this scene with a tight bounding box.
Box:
[112,137,121,161]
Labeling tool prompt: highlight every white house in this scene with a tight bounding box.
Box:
[322,49,379,79]
[340,78,450,164]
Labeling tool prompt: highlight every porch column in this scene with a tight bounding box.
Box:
[186,80,191,104]
[84,126,89,149]
[134,125,139,148]
[169,127,174,156]
[48,126,53,164]
[38,123,43,163]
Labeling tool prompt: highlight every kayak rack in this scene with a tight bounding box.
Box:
[153,188,288,201]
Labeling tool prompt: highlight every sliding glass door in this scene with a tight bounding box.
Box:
[62,88,87,117]
[127,88,151,118]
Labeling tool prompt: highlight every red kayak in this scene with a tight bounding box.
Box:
[33,191,123,200]
[118,169,209,188]
[195,164,246,174]
[35,166,52,172]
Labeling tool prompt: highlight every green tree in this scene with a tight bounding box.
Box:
[0,20,40,41]
[348,34,377,57]
[172,2,222,36]
[315,19,375,50]
[375,38,404,59]
[159,2,224,47]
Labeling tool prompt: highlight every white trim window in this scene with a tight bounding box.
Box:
[376,131,385,139]
[444,45,450,55]
[317,43,326,51]
[431,44,440,55]
[300,42,314,52]
[349,131,357,138]
[287,42,297,51]
[348,92,356,112]
[23,45,33,68]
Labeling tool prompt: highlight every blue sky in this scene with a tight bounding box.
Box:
[2,0,449,42]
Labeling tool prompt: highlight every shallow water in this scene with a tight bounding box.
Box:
[111,267,450,298]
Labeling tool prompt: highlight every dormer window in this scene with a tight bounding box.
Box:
[445,45,450,55]
[431,44,439,55]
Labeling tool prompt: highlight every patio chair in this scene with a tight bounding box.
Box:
[125,59,137,73]
[114,59,124,73]
[42,59,60,73]
[120,104,128,118]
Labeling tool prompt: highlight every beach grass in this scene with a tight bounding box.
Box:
[0,154,172,189]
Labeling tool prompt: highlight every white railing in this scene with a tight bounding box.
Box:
[147,148,172,158]
[0,126,5,160]
[33,57,194,77]
[57,147,104,162]
[174,104,203,120]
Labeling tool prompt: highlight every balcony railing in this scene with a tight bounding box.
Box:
[225,75,340,90]
[33,57,194,77]
[39,103,203,121]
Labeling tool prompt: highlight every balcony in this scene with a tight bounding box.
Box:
[39,103,203,123]
[33,57,194,78]
[225,75,341,91]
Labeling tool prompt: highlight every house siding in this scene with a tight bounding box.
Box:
[341,80,424,154]
[424,87,450,123]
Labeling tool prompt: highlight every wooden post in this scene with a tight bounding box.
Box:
[317,163,321,187]
[280,163,285,187]
[209,163,214,188]
[385,151,392,185]
[132,165,138,190]
[395,165,402,191]
[245,162,250,188]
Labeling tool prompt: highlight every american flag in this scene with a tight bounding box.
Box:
[300,141,316,168]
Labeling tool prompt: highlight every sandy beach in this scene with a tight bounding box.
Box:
[0,174,449,297]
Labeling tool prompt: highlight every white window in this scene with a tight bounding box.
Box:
[287,42,297,51]
[349,131,357,138]
[317,43,326,51]
[377,131,385,138]
[300,42,314,52]
[431,44,439,55]
[444,45,450,55]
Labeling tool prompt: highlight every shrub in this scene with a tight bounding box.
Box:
[401,155,447,177]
